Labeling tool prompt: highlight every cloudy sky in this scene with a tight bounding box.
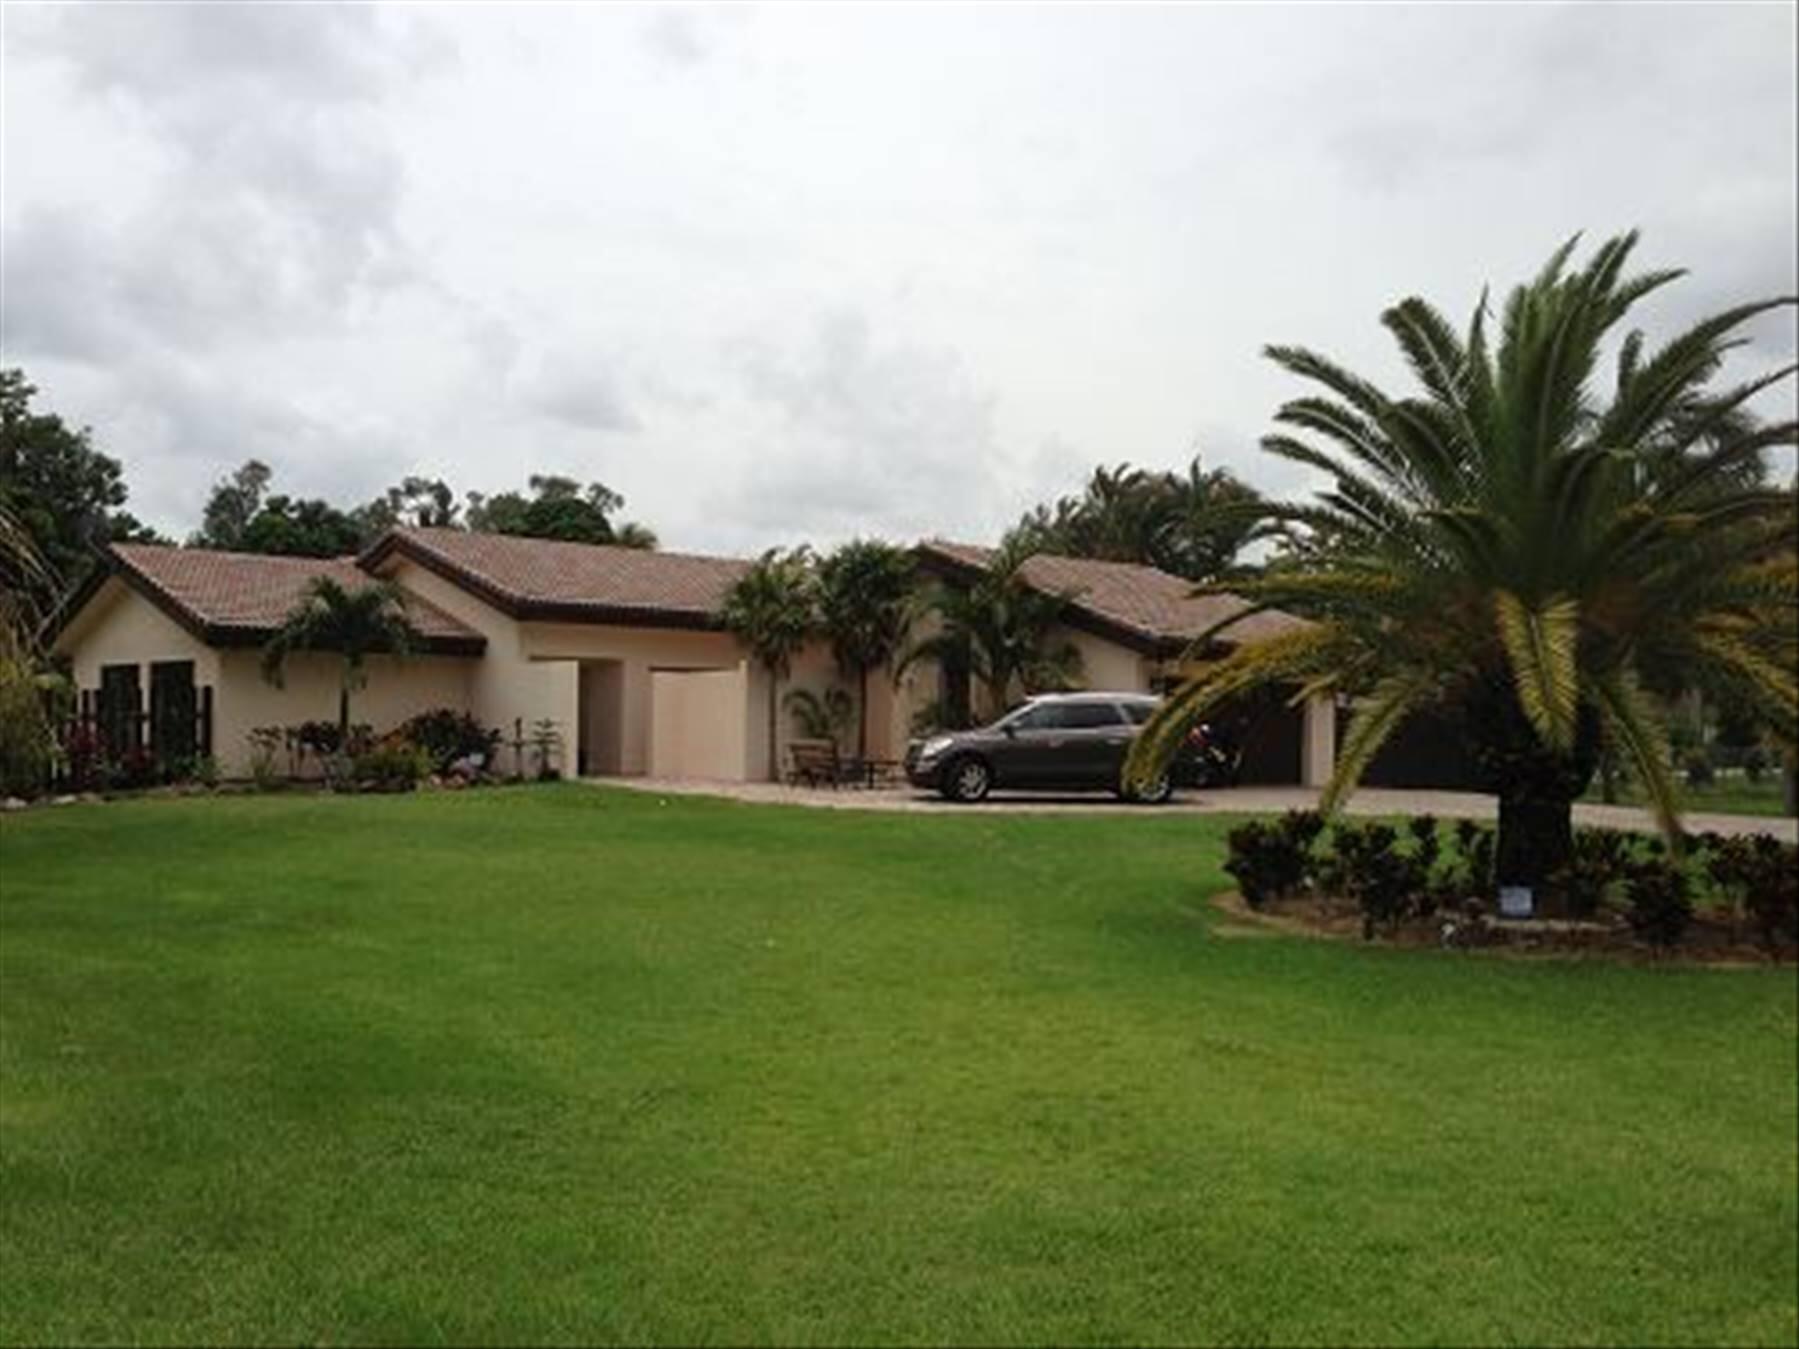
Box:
[3,2,1795,554]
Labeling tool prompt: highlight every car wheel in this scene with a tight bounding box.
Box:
[942,756,992,803]
[1132,773,1175,805]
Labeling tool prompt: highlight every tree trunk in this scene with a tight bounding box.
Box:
[857,664,869,760]
[1495,792,1575,916]
[338,685,351,750]
[766,670,779,783]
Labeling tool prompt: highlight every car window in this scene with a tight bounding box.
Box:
[1040,702,1126,729]
[1119,701,1155,726]
[1006,704,1055,730]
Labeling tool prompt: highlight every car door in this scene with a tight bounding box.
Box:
[1039,701,1131,787]
[991,703,1062,785]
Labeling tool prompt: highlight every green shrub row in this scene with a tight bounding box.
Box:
[1225,812,1797,951]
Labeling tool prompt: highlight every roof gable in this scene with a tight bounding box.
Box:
[89,545,485,653]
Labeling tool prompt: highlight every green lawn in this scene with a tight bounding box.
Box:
[2,787,1794,1347]
[1582,772,1792,819]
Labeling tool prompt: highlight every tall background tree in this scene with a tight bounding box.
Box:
[1,369,164,624]
[1127,231,1797,909]
[1012,454,1268,581]
[903,539,1082,723]
[260,578,420,745]
[816,540,916,757]
[464,474,655,547]
[720,548,819,781]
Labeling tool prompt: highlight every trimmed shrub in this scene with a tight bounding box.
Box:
[352,741,433,793]
[1224,811,1321,908]
[394,708,500,774]
[1624,856,1693,949]
[1551,828,1632,920]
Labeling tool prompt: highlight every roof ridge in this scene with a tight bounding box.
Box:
[395,525,751,570]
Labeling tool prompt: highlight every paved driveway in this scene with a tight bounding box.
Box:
[592,777,1796,841]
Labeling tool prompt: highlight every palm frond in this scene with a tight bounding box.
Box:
[1493,591,1580,749]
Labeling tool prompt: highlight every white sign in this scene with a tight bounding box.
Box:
[1498,885,1534,919]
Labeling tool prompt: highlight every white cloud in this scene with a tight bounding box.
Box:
[3,2,1793,547]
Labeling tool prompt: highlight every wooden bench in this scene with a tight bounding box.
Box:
[787,739,849,788]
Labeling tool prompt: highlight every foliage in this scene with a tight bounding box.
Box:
[1312,822,1431,938]
[1550,827,1632,919]
[351,741,434,793]
[783,687,854,749]
[464,475,654,547]
[238,494,363,558]
[393,708,500,774]
[246,726,285,789]
[354,476,461,534]
[901,537,1082,721]
[1451,818,1496,897]
[1012,455,1270,582]
[1129,233,1798,896]
[528,718,563,780]
[1,369,163,627]
[1741,745,1769,783]
[817,540,915,755]
[194,459,272,550]
[1223,809,1324,907]
[260,578,419,742]
[1705,834,1799,950]
[721,547,819,780]
[1682,748,1716,788]
[1624,856,1695,949]
[0,649,53,797]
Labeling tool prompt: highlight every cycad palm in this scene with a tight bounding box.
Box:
[1129,232,1796,903]
[260,577,419,745]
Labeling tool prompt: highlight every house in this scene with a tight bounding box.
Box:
[51,528,1334,785]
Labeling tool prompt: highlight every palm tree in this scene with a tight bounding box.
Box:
[1127,232,1796,909]
[817,540,916,757]
[260,577,420,747]
[1013,456,1268,582]
[903,539,1083,723]
[720,547,818,781]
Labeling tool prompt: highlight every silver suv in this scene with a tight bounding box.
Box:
[904,691,1198,804]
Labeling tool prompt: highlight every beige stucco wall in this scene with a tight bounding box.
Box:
[210,648,474,778]
[55,579,221,689]
[1058,626,1153,694]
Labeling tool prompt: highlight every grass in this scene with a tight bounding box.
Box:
[1582,770,1791,820]
[2,786,1795,1347]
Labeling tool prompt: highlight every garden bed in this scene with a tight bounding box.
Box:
[1221,810,1798,965]
[1211,889,1795,966]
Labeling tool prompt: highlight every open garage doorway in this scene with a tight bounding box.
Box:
[577,661,626,777]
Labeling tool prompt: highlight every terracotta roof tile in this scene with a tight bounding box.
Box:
[367,528,749,624]
[107,545,483,646]
[918,540,1306,651]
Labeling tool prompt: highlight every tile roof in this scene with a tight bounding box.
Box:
[105,545,485,651]
[917,540,1307,654]
[362,528,750,628]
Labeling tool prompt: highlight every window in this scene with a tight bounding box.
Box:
[150,661,198,764]
[1119,701,1156,726]
[1053,702,1127,729]
[98,664,141,759]
[1009,701,1126,731]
